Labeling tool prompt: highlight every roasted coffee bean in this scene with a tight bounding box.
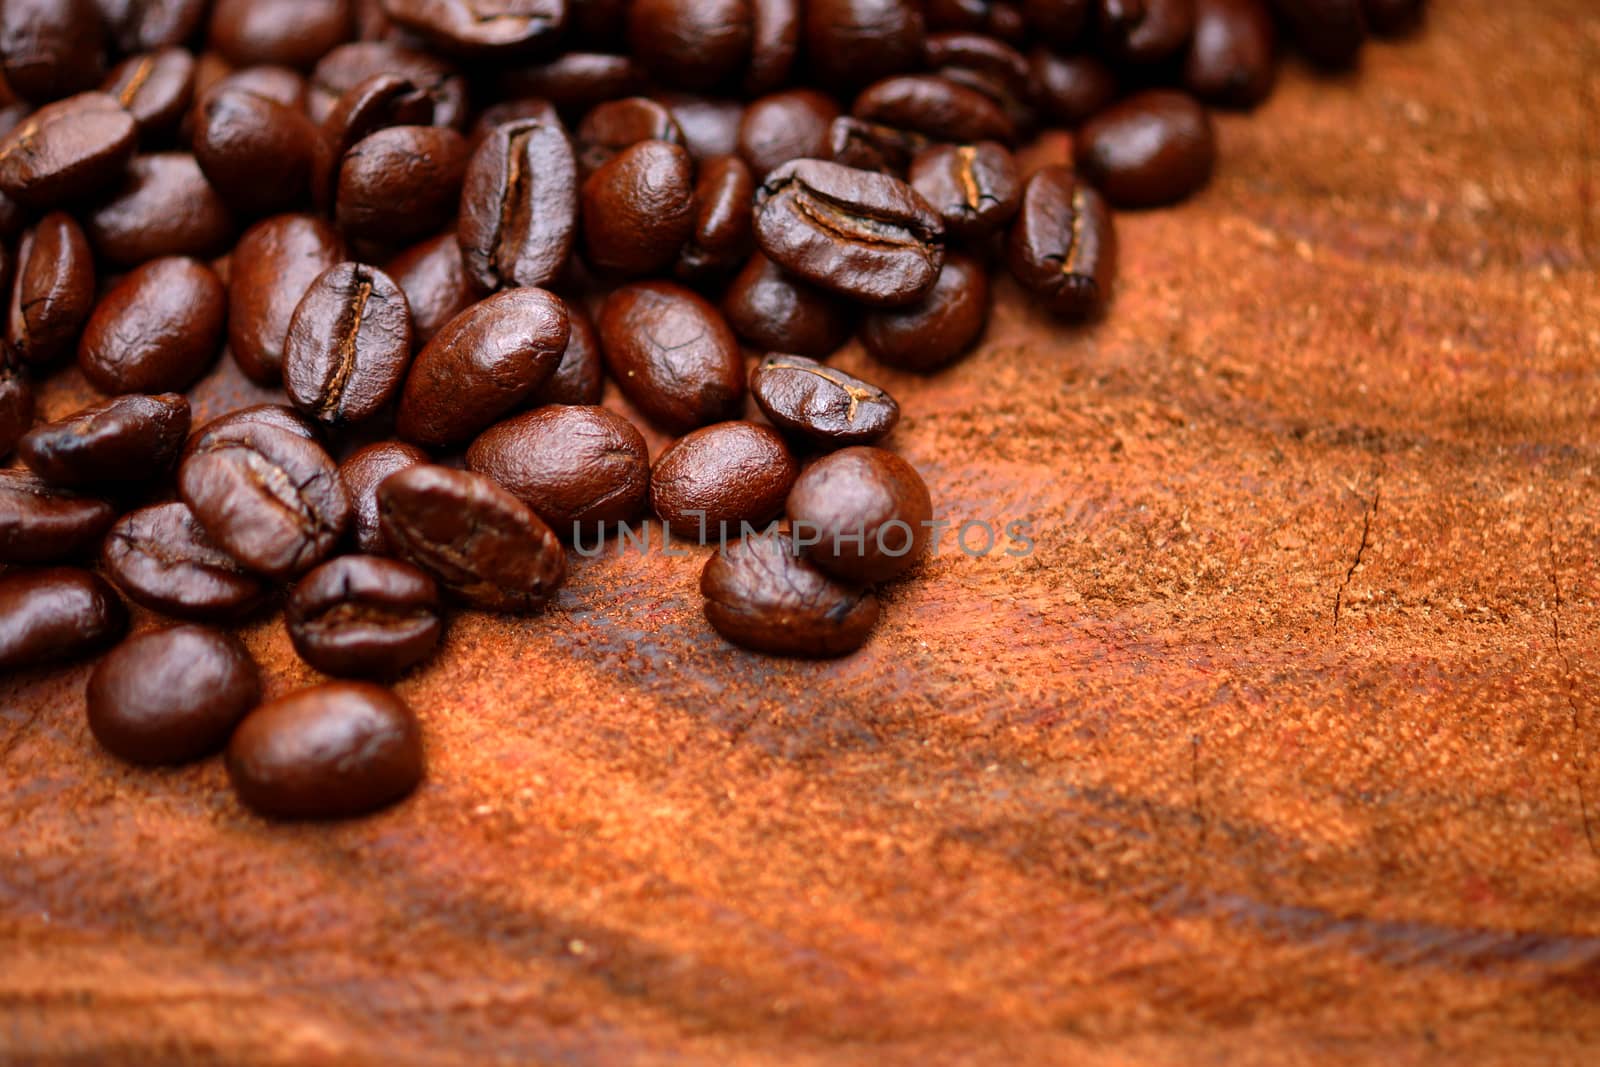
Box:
[581,139,694,278]
[384,0,566,56]
[1185,0,1277,108]
[0,360,32,457]
[336,125,468,245]
[320,74,435,175]
[575,96,684,175]
[85,152,236,267]
[497,52,645,120]
[0,568,126,672]
[927,0,991,32]
[737,89,838,179]
[228,213,346,385]
[467,405,649,534]
[0,0,105,103]
[598,281,744,433]
[1364,0,1423,35]
[458,117,577,291]
[853,74,1015,144]
[1098,0,1196,65]
[659,92,744,160]
[675,154,755,282]
[87,626,261,765]
[826,116,925,175]
[197,62,310,115]
[750,354,899,447]
[745,0,800,94]
[208,0,353,70]
[1076,88,1215,207]
[192,87,322,216]
[7,212,96,368]
[396,287,568,447]
[700,529,879,656]
[1272,0,1365,67]
[469,98,561,151]
[530,305,603,406]
[1006,165,1115,319]
[101,48,195,138]
[924,32,1032,102]
[98,0,210,54]
[286,555,442,677]
[385,231,479,345]
[310,43,467,128]
[1028,48,1118,126]
[183,403,318,463]
[0,93,137,209]
[786,445,933,583]
[339,441,429,554]
[0,469,116,563]
[19,393,189,488]
[862,253,991,369]
[754,159,945,308]
[78,257,226,394]
[378,463,566,612]
[908,141,1021,241]
[803,0,925,92]
[226,682,423,820]
[627,0,752,92]
[179,420,350,579]
[284,263,413,428]
[722,253,854,358]
[101,501,269,621]
[1021,0,1093,47]
[651,421,797,540]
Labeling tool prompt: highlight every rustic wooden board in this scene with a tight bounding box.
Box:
[4,1,1599,1062]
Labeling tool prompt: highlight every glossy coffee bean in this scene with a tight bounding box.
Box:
[284,263,413,428]
[378,464,566,612]
[675,154,755,282]
[755,159,945,308]
[0,0,105,103]
[0,361,32,457]
[0,469,116,564]
[87,626,260,765]
[310,43,467,128]
[180,420,350,579]
[927,0,992,32]
[228,213,346,385]
[7,212,95,368]
[19,393,190,488]
[208,0,353,70]
[183,403,318,463]
[0,93,137,209]
[750,354,899,447]
[385,232,479,346]
[384,0,565,56]
[722,254,854,359]
[97,0,210,54]
[0,568,126,672]
[78,257,225,394]
[908,141,1021,241]
[651,421,797,540]
[627,0,752,91]
[803,0,925,92]
[101,48,195,138]
[852,75,1015,145]
[395,287,569,447]
[468,96,560,150]
[1272,0,1365,67]
[84,152,236,267]
[1021,0,1093,47]
[787,446,933,584]
[744,0,801,94]
[196,62,310,116]
[1076,89,1215,208]
[826,116,925,175]
[1185,0,1277,108]
[700,529,879,657]
[467,405,650,535]
[581,139,695,278]
[336,125,468,244]
[101,501,269,621]
[598,281,744,433]
[226,682,424,820]
[318,74,435,204]
[575,96,684,175]
[737,89,838,179]
[1007,165,1115,319]
[286,555,442,678]
[530,306,603,406]
[497,52,645,120]
[339,440,429,554]
[1028,48,1118,126]
[924,32,1032,101]
[458,117,577,291]
[192,87,321,216]
[659,92,744,161]
[862,253,991,370]
[1098,0,1196,65]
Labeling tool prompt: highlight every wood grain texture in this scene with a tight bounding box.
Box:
[4,1,1599,1062]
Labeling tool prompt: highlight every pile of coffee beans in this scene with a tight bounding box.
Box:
[0,0,1425,819]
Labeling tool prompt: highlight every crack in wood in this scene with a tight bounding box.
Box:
[1332,479,1381,630]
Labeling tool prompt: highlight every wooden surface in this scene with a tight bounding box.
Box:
[4,2,1600,1063]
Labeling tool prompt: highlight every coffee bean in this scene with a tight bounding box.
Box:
[1006,164,1115,319]
[924,32,1032,103]
[468,97,561,150]
[803,0,925,92]
[99,0,209,55]
[627,0,752,92]
[754,158,945,308]
[336,125,467,244]
[737,89,839,179]
[675,154,755,282]
[1075,89,1214,207]
[284,263,414,428]
[395,287,569,447]
[19,393,190,488]
[228,213,346,385]
[385,232,480,346]
[581,139,695,277]
[226,682,423,820]
[531,304,604,406]
[658,92,744,160]
[467,405,651,535]
[700,529,879,656]
[384,0,566,57]
[1099,0,1196,65]
[861,252,991,369]
[192,87,322,216]
[722,253,854,359]
[318,74,435,205]
[852,74,1015,144]
[78,256,226,394]
[1272,0,1365,67]
[208,0,353,70]
[0,0,105,104]
[0,359,32,457]
[826,116,925,175]
[908,141,1021,241]
[84,152,236,267]
[598,280,744,433]
[6,211,96,368]
[575,96,684,176]
[0,92,137,209]
[286,555,443,677]
[651,421,797,540]
[1021,0,1093,47]
[1028,48,1117,126]
[183,403,318,463]
[1185,0,1277,108]
[196,62,310,117]
[745,0,800,95]
[87,625,261,764]
[179,419,350,579]
[101,501,269,621]
[458,117,577,291]
[0,469,116,563]
[310,42,467,128]
[0,567,126,672]
[497,51,645,120]
[101,47,195,138]
[339,440,429,554]
[787,446,932,583]
[377,464,566,612]
[749,354,899,446]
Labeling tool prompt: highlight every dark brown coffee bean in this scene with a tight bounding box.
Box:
[1099,0,1196,64]
[383,0,565,56]
[651,421,797,540]
[19,393,189,488]
[908,141,1020,241]
[6,211,96,368]
[700,529,879,656]
[395,287,569,447]
[598,280,744,433]
[580,139,694,278]
[658,92,744,160]
[852,74,1015,145]
[0,360,32,457]
[530,304,603,406]
[183,403,318,464]
[469,98,561,152]
[0,567,126,672]
[575,96,684,176]
[226,682,423,820]
[197,62,310,115]
[84,152,236,267]
[803,0,925,92]
[179,420,350,579]
[1185,0,1277,108]
[78,256,225,394]
[97,0,209,54]
[458,117,577,291]
[736,89,838,179]
[627,0,752,92]
[1076,89,1215,208]
[745,0,800,94]
[786,445,932,584]
[336,125,467,245]
[101,501,269,621]
[384,231,479,345]
[284,263,413,428]
[496,52,645,121]
[1028,48,1118,126]
[101,48,195,138]
[310,43,467,128]
[0,92,137,209]
[754,158,945,308]
[0,0,105,103]
[1272,0,1365,67]
[1006,165,1115,319]
[927,0,990,32]
[675,154,755,282]
[0,469,116,564]
[466,405,649,534]
[750,354,899,447]
[192,87,322,216]
[208,0,353,70]
[228,213,346,385]
[286,555,442,678]
[861,253,990,370]
[825,116,925,175]
[377,463,566,612]
[88,626,260,765]
[924,32,1032,102]
[1022,0,1093,46]
[339,441,429,554]
[316,72,435,207]
[722,254,854,359]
